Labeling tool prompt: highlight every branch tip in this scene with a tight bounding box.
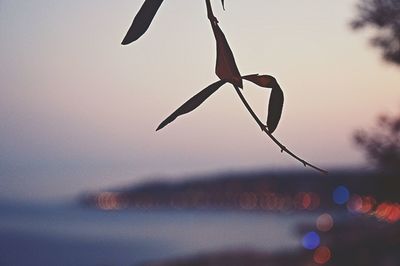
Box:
[233,85,328,175]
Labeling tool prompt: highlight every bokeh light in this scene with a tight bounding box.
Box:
[239,192,258,210]
[294,192,320,210]
[313,246,331,264]
[347,194,376,214]
[96,192,121,210]
[302,193,312,209]
[347,194,363,213]
[333,185,350,205]
[375,202,400,223]
[316,213,334,232]
[360,196,376,213]
[302,231,320,250]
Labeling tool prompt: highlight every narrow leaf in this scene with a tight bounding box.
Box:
[221,0,225,10]
[243,74,275,87]
[212,23,242,87]
[156,80,227,131]
[121,0,164,45]
[242,74,284,133]
[267,83,284,133]
[206,1,242,88]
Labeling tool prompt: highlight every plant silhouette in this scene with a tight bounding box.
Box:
[122,0,327,174]
[351,0,400,66]
[121,0,164,44]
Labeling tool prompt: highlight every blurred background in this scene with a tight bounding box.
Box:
[0,0,399,265]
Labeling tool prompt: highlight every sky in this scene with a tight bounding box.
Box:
[1,0,400,202]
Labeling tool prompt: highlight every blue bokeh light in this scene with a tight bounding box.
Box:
[333,185,350,205]
[302,231,320,250]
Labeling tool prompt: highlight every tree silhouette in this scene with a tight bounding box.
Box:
[354,111,400,200]
[351,0,400,65]
[122,0,327,174]
[351,1,400,199]
[354,112,400,172]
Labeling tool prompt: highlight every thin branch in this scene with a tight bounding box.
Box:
[233,85,328,175]
[205,0,218,24]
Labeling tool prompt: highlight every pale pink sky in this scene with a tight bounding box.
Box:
[1,0,399,201]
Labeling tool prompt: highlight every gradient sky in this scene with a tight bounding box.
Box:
[1,0,399,202]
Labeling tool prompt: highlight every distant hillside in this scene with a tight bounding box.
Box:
[80,169,387,212]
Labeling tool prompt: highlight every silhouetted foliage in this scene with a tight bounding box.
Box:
[354,111,400,200]
[354,111,400,172]
[205,0,242,88]
[351,0,400,65]
[156,80,227,131]
[122,0,327,174]
[243,74,283,133]
[121,0,164,45]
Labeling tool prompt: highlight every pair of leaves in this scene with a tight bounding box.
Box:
[122,0,226,45]
[156,75,284,133]
[205,1,282,133]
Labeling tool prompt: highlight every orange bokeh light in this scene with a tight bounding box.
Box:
[360,196,375,213]
[302,193,312,209]
[347,194,362,213]
[96,192,120,210]
[295,192,320,210]
[316,213,334,232]
[313,246,331,264]
[375,202,400,223]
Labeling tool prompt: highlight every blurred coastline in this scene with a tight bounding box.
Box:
[1,168,399,266]
[80,168,399,212]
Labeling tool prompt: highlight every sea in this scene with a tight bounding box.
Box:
[0,202,319,266]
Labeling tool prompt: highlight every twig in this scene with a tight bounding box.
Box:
[205,0,218,24]
[233,85,328,174]
[204,0,327,174]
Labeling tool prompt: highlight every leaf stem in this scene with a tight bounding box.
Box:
[233,85,328,175]
[205,0,218,24]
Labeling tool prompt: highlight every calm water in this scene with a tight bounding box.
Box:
[0,202,318,266]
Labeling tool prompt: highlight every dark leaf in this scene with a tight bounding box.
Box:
[242,74,284,133]
[156,80,227,131]
[221,0,225,10]
[267,83,284,133]
[206,1,242,88]
[121,0,164,45]
[243,74,275,87]
[212,23,242,88]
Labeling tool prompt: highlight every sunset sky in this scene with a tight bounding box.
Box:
[1,0,400,202]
